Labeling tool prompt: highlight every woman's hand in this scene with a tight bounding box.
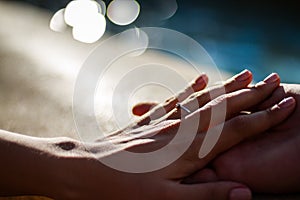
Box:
[133,69,253,126]
[50,72,295,200]
[1,71,295,199]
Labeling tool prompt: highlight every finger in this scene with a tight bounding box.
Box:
[170,181,252,200]
[187,73,282,132]
[132,102,158,116]
[175,73,209,102]
[202,96,296,161]
[181,168,218,184]
[167,69,253,119]
[136,74,208,124]
[255,85,287,110]
[138,69,253,125]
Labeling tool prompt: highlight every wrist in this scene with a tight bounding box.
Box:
[0,130,87,198]
[0,130,60,198]
[49,138,139,199]
[40,137,93,199]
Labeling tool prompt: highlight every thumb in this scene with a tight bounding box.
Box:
[172,181,252,200]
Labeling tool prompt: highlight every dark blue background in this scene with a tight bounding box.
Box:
[8,0,300,82]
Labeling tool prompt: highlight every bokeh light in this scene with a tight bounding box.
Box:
[116,27,149,57]
[96,0,107,15]
[50,0,142,43]
[107,0,140,26]
[64,0,100,27]
[62,0,107,43]
[160,0,178,20]
[50,8,68,32]
[72,12,106,43]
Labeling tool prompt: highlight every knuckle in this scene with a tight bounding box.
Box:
[189,91,202,100]
[208,94,227,107]
[209,86,226,100]
[188,90,209,103]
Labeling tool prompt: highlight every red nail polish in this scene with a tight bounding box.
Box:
[195,74,208,85]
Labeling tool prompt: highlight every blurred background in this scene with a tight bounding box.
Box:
[0,1,300,199]
[4,0,300,82]
[1,0,300,161]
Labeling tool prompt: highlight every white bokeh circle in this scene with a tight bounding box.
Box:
[107,0,140,26]
[64,0,100,27]
[72,12,106,43]
[110,63,189,129]
[50,8,68,32]
[73,27,226,173]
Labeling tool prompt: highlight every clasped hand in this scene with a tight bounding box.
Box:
[63,70,295,200]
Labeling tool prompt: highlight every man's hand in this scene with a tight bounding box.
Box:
[207,84,300,194]
[63,73,294,200]
[132,70,300,195]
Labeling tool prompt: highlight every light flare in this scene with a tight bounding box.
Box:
[50,9,68,32]
[107,0,140,26]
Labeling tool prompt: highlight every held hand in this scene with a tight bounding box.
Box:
[205,83,300,194]
[54,73,295,200]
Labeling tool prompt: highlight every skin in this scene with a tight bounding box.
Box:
[134,72,300,194]
[133,69,253,126]
[178,84,300,194]
[0,71,296,199]
[209,83,300,194]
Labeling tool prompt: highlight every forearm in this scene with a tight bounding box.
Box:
[0,130,62,198]
[0,129,121,199]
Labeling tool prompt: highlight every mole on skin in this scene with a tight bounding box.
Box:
[57,141,76,151]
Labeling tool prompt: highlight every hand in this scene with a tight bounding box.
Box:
[64,74,294,199]
[1,72,294,199]
[132,71,300,195]
[49,72,295,200]
[203,83,300,194]
[133,69,253,126]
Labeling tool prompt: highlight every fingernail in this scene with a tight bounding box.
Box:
[263,73,279,83]
[235,69,251,82]
[195,74,208,85]
[230,187,252,200]
[278,97,296,108]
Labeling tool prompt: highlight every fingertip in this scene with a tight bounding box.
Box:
[229,187,252,200]
[277,96,296,109]
[198,73,209,84]
[234,69,253,83]
[132,102,158,116]
[193,74,209,91]
[225,70,253,93]
[263,72,280,84]
[263,96,296,128]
